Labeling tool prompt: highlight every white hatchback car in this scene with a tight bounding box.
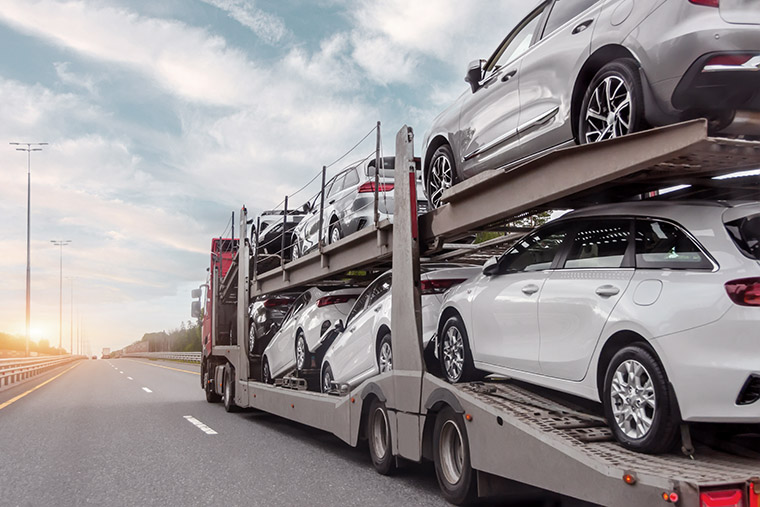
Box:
[320,264,481,394]
[436,201,760,453]
[261,287,362,383]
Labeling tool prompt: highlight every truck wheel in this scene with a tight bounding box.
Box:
[204,370,221,403]
[433,406,477,505]
[223,366,238,413]
[367,398,396,475]
[377,332,393,373]
[603,345,679,453]
[439,316,479,383]
[295,332,308,374]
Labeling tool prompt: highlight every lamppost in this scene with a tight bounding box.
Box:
[10,142,47,356]
[66,277,74,355]
[51,240,71,353]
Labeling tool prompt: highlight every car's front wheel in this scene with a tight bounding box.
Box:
[291,239,302,260]
[377,332,393,373]
[427,144,457,209]
[579,59,645,144]
[295,331,308,374]
[439,316,479,383]
[603,345,679,453]
[321,363,334,394]
[329,222,342,245]
[262,357,273,385]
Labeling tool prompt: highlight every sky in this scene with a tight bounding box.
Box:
[0,0,531,354]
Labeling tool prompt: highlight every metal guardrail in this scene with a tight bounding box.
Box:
[122,352,201,363]
[0,355,85,390]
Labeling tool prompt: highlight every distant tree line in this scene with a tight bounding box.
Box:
[132,321,201,353]
[0,332,66,356]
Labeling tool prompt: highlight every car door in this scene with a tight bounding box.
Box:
[322,172,346,241]
[538,218,635,381]
[518,0,603,158]
[471,223,569,373]
[458,2,550,178]
[343,273,392,385]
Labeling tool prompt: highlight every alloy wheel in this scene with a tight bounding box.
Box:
[330,225,341,245]
[442,326,465,382]
[584,75,631,143]
[296,335,306,370]
[322,366,333,393]
[610,359,656,439]
[429,154,453,208]
[378,341,393,373]
[263,360,271,384]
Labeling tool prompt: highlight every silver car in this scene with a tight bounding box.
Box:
[422,0,760,207]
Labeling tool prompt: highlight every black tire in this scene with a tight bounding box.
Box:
[427,144,457,209]
[433,406,477,505]
[248,322,256,358]
[438,316,480,383]
[367,398,396,475]
[321,363,334,394]
[204,369,221,403]
[329,222,342,245]
[295,331,308,374]
[262,357,273,385]
[603,345,679,454]
[578,59,646,145]
[223,365,238,412]
[376,332,393,374]
[292,238,302,260]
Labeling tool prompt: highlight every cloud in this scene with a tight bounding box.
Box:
[53,61,99,94]
[199,0,289,44]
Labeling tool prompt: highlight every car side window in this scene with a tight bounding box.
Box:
[346,287,371,325]
[542,0,599,39]
[500,224,568,272]
[367,274,392,306]
[343,168,359,189]
[563,220,631,269]
[635,219,713,270]
[486,2,549,74]
[327,174,344,199]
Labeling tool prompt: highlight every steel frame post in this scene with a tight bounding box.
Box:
[374,121,381,226]
[281,196,288,267]
[252,217,260,288]
[318,166,326,250]
[237,207,250,397]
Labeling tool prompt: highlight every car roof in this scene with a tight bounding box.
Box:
[558,200,756,221]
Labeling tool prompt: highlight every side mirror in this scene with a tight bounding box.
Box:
[191,288,201,299]
[335,319,345,333]
[465,59,485,93]
[191,301,201,318]
[482,256,500,277]
[302,201,312,214]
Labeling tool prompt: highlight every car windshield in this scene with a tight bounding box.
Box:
[365,157,395,179]
[725,213,760,261]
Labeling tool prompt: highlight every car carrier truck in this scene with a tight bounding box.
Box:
[194,120,760,506]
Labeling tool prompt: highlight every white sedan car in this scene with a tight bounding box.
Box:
[436,200,760,453]
[261,287,362,383]
[320,264,481,393]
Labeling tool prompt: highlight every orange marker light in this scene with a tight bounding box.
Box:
[291,404,294,408]
[465,414,473,422]
[351,397,355,403]
[662,492,670,502]
[623,473,636,485]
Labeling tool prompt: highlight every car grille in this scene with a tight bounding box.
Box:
[736,375,760,406]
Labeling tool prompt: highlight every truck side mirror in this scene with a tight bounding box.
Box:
[191,301,201,318]
[191,288,201,299]
[465,59,485,93]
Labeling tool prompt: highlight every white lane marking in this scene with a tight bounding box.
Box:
[183,415,218,435]
[127,377,133,380]
[119,371,124,374]
[142,387,153,393]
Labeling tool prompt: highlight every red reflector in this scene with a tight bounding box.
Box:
[316,295,355,307]
[689,0,719,6]
[263,297,293,308]
[705,54,755,67]
[725,278,760,306]
[700,489,743,507]
[750,484,759,507]
[420,278,467,295]
[358,181,394,193]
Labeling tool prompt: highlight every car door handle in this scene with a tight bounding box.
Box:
[521,284,540,295]
[572,20,593,34]
[595,285,620,297]
[501,70,517,82]
[373,306,381,313]
[328,199,335,205]
[348,326,356,333]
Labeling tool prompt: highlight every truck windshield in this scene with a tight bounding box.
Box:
[725,213,760,261]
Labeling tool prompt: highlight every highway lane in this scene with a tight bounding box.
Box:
[0,357,450,506]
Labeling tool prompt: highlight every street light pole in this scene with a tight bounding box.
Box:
[10,142,47,357]
[51,240,71,353]
[67,277,74,355]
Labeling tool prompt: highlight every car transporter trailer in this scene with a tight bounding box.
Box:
[202,119,760,507]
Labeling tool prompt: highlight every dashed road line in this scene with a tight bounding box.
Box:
[119,371,124,374]
[142,387,153,393]
[184,415,217,435]
[127,377,133,380]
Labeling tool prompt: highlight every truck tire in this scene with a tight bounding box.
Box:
[204,370,221,403]
[433,406,477,505]
[367,398,396,475]
[223,365,238,413]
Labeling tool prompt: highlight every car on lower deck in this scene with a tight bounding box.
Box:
[320,264,481,393]
[422,0,760,208]
[435,200,760,453]
[261,287,362,383]
[248,293,300,360]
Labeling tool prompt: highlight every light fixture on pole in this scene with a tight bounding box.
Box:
[11,142,47,356]
[51,239,71,354]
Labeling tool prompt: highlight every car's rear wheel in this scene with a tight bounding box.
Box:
[329,222,342,245]
[427,144,457,209]
[603,345,679,453]
[439,316,479,383]
[367,398,396,475]
[291,238,302,260]
[579,59,645,144]
[433,406,477,505]
[295,331,308,374]
[377,332,393,373]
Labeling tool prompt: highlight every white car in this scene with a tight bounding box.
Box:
[261,287,362,383]
[436,200,760,453]
[320,264,481,393]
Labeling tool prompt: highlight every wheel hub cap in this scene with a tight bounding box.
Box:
[610,359,656,439]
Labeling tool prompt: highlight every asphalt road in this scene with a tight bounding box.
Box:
[0,358,461,507]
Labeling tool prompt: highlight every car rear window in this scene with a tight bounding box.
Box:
[635,219,713,270]
[725,213,760,261]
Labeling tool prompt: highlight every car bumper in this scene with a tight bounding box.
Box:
[651,305,760,423]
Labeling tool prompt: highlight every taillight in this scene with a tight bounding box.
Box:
[317,295,355,307]
[700,489,743,507]
[358,181,394,193]
[689,0,719,7]
[420,278,467,295]
[725,278,760,306]
[705,55,755,67]
[750,482,759,507]
[263,297,293,308]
